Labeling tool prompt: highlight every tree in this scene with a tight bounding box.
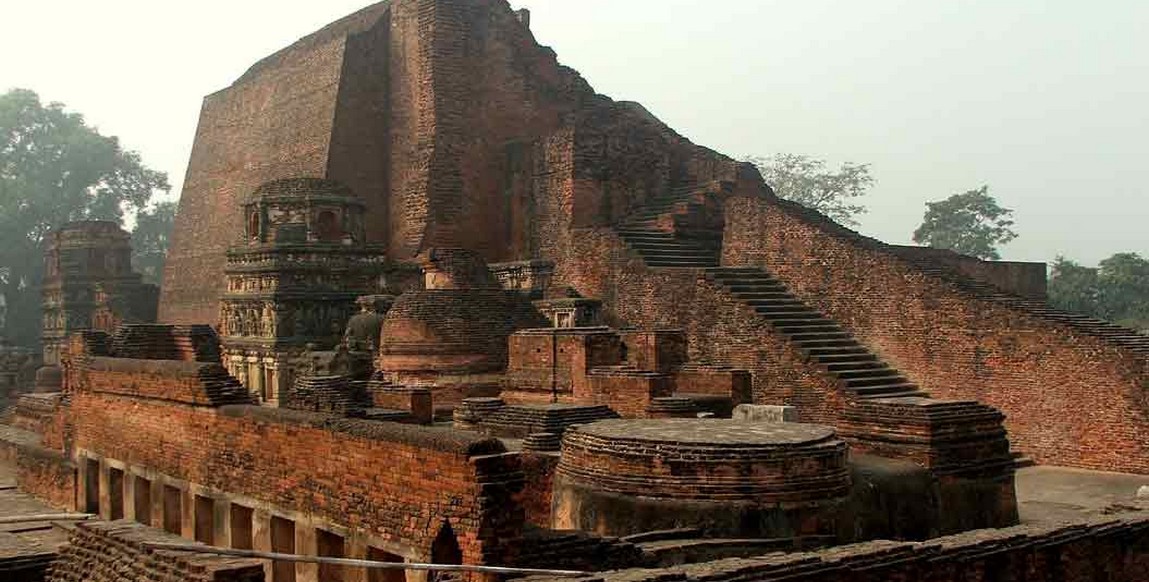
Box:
[912,186,1017,260]
[748,154,873,226]
[132,201,177,286]
[1047,253,1149,332]
[1047,257,1102,316]
[1096,253,1149,330]
[0,88,169,345]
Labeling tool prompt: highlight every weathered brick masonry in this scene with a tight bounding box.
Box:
[722,194,1149,472]
[47,520,265,582]
[522,512,1149,582]
[63,357,525,566]
[162,0,593,324]
[159,0,1146,480]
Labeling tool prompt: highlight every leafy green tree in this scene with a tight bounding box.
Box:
[912,186,1017,260]
[1047,257,1102,316]
[748,154,873,226]
[132,201,177,286]
[1048,253,1149,331]
[0,88,169,345]
[1097,253,1149,330]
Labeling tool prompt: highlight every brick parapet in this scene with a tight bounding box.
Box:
[838,397,1015,478]
[66,386,523,565]
[556,420,850,503]
[721,194,1149,472]
[46,520,265,582]
[83,357,252,407]
[521,512,1149,582]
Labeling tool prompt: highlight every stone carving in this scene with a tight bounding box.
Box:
[219,178,392,405]
[343,295,395,354]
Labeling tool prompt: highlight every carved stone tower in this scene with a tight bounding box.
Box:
[219,178,388,405]
[39,221,158,389]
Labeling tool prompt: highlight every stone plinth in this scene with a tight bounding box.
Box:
[734,404,798,423]
[553,419,851,538]
[645,397,697,418]
[33,366,64,394]
[838,397,1013,475]
[111,324,220,362]
[838,396,1019,534]
[673,363,753,405]
[285,375,369,415]
[457,401,618,440]
[367,378,433,424]
[619,329,688,373]
[505,327,622,403]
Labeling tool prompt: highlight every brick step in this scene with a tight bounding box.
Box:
[811,353,880,365]
[756,310,824,321]
[618,229,675,237]
[639,255,721,264]
[856,390,925,400]
[632,247,720,257]
[830,367,896,379]
[628,204,700,220]
[705,268,762,276]
[728,285,789,294]
[850,383,923,397]
[824,360,888,372]
[645,261,718,268]
[744,299,808,309]
[773,322,844,334]
[842,374,911,388]
[736,293,801,302]
[789,331,852,341]
[713,276,785,286]
[751,301,817,311]
[764,317,834,328]
[794,338,859,349]
[622,220,664,229]
[637,254,721,264]
[626,239,720,249]
[708,268,778,277]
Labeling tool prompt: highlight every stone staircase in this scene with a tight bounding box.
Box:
[705,267,928,400]
[616,186,721,268]
[894,252,1149,358]
[774,198,1149,360]
[615,186,926,401]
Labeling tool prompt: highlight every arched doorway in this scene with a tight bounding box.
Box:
[429,521,462,582]
[316,210,341,242]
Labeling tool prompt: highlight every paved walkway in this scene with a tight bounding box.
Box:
[1016,465,1149,524]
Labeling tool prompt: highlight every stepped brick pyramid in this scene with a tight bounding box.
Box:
[158,0,1148,473]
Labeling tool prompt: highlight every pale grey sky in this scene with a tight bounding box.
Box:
[2,0,1145,265]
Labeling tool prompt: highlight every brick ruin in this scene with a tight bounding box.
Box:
[219,178,403,404]
[0,1,1147,581]
[37,221,158,392]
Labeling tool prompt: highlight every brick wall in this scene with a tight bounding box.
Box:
[522,512,1149,582]
[890,245,1048,299]
[579,369,672,419]
[84,358,250,406]
[506,329,623,401]
[515,453,559,529]
[65,378,524,566]
[722,195,1149,473]
[549,226,851,424]
[16,443,76,511]
[47,520,265,582]
[160,6,379,323]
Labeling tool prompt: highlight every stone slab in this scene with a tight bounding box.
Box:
[733,404,798,423]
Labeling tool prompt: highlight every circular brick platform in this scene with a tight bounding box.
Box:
[552,419,851,538]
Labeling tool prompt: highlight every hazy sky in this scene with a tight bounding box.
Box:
[2,0,1145,265]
